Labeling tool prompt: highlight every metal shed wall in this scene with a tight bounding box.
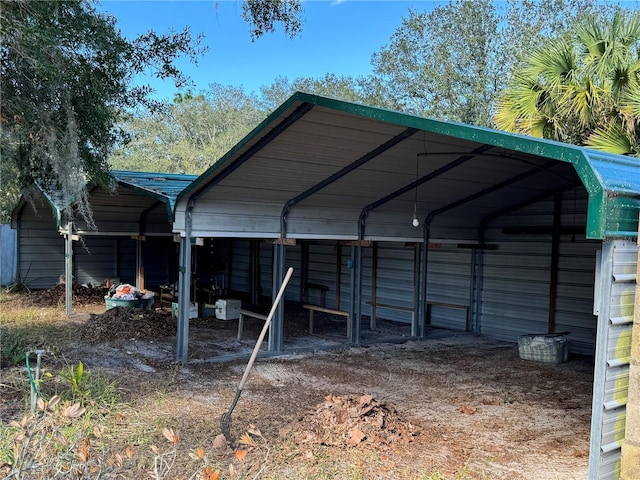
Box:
[589,239,636,479]
[74,186,172,235]
[426,245,473,331]
[1,224,17,286]
[482,188,600,355]
[16,198,65,289]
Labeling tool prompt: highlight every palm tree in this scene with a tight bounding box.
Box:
[494,11,640,157]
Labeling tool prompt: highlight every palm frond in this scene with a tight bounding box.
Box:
[587,122,637,156]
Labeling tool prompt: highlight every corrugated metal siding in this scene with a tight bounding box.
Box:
[74,236,118,286]
[18,200,65,289]
[230,239,251,293]
[589,239,636,479]
[371,242,414,323]
[307,242,341,307]
[555,238,600,355]
[479,189,599,354]
[480,241,552,341]
[142,237,176,289]
[426,246,472,331]
[1,224,17,286]
[283,243,301,302]
[115,238,136,285]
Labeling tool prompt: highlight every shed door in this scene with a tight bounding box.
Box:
[589,239,636,479]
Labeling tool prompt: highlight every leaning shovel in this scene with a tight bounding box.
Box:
[220,267,294,442]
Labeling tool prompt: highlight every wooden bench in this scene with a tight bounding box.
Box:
[236,308,268,341]
[303,304,350,336]
[303,283,329,307]
[367,301,414,329]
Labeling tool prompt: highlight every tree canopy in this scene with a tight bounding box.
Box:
[0,0,304,223]
[110,85,264,174]
[0,0,205,222]
[494,11,640,156]
[369,0,623,127]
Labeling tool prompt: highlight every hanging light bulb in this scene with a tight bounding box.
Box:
[412,211,420,227]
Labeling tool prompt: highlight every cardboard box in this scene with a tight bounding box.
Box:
[215,299,241,320]
[171,302,198,319]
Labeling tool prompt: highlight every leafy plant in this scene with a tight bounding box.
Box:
[0,330,27,367]
[58,361,91,403]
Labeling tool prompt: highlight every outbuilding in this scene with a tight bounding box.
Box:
[11,170,196,312]
[172,93,639,479]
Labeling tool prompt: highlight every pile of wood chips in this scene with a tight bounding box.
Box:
[280,394,418,449]
[80,307,176,344]
[20,284,109,307]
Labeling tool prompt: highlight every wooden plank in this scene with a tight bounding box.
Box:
[366,301,414,312]
[303,303,349,335]
[237,308,268,340]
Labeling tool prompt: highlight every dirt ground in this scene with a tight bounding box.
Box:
[1,289,594,479]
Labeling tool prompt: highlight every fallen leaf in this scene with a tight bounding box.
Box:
[458,405,478,415]
[213,434,227,449]
[235,449,248,461]
[239,432,254,446]
[345,427,366,446]
[162,427,179,445]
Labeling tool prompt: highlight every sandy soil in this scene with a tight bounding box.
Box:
[2,297,594,479]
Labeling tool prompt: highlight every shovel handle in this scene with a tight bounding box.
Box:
[236,267,293,392]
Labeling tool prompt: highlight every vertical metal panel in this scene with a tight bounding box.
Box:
[17,200,65,289]
[588,239,636,480]
[256,241,300,303]
[426,246,472,331]
[349,245,363,344]
[555,238,601,355]
[1,224,17,286]
[269,243,286,352]
[116,238,137,285]
[141,237,176,289]
[307,242,340,306]
[74,236,118,286]
[231,239,251,293]
[305,241,372,311]
[283,243,301,302]
[259,240,273,298]
[481,241,551,341]
[373,242,415,323]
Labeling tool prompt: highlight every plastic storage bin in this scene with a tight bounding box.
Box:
[105,297,144,310]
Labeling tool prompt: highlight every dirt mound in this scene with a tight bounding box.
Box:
[280,394,418,449]
[20,284,109,307]
[79,307,176,344]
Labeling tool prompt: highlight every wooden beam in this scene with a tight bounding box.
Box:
[267,238,297,246]
[339,240,372,247]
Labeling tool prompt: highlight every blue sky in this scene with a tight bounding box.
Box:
[100,0,439,100]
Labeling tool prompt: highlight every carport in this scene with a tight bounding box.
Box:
[11,170,196,314]
[172,93,639,479]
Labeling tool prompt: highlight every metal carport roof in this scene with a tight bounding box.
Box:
[174,92,640,242]
[12,170,197,232]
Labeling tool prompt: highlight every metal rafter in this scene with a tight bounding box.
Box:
[279,127,419,237]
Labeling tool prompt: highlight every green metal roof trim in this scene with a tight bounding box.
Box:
[111,170,198,219]
[15,170,196,230]
[179,92,640,239]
